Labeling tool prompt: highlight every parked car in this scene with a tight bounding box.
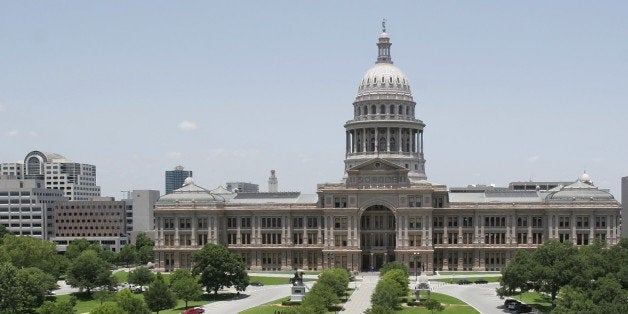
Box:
[250,281,264,286]
[181,307,205,314]
[507,300,522,310]
[516,304,533,313]
[504,298,518,307]
[457,279,472,285]
[474,278,488,284]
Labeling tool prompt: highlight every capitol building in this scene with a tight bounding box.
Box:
[153,27,621,273]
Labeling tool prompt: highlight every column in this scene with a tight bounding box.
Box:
[374,128,379,152]
[191,215,197,246]
[346,131,350,155]
[174,217,180,246]
[362,128,367,153]
[386,127,391,152]
[398,128,402,152]
[420,131,424,155]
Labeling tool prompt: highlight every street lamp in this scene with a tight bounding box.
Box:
[370,252,374,273]
[413,252,420,282]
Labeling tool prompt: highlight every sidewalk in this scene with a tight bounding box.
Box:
[342,272,380,314]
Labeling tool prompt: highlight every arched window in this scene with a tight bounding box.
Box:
[370,137,375,152]
[379,137,387,151]
[406,106,410,115]
[389,105,395,114]
[371,105,376,114]
[380,105,385,114]
[398,105,403,114]
[390,138,396,151]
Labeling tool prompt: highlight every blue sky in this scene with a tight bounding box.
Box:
[1,1,626,198]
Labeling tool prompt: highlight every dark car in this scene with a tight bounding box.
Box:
[504,298,518,307]
[507,300,522,310]
[474,278,488,284]
[516,304,533,313]
[250,281,264,286]
[457,279,472,285]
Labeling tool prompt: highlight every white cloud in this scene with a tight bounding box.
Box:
[166,152,182,159]
[178,120,198,131]
[527,155,540,163]
[28,131,38,137]
[5,130,18,137]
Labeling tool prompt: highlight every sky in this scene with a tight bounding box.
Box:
[1,1,627,199]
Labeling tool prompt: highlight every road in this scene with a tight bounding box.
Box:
[200,283,299,313]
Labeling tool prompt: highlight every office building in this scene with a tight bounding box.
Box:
[165,165,193,195]
[0,178,67,239]
[2,151,101,201]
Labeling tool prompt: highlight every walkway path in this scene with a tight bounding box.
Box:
[342,272,379,314]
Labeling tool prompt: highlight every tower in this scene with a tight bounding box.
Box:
[344,23,427,180]
[268,170,278,192]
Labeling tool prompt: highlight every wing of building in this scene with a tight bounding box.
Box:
[153,27,621,273]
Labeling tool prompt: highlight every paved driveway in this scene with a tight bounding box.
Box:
[432,282,511,314]
[201,283,298,313]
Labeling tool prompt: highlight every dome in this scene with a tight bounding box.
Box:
[157,180,225,205]
[356,63,413,98]
[546,179,615,202]
[578,172,591,183]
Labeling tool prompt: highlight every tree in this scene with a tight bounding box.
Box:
[0,234,67,278]
[423,298,444,314]
[379,261,409,277]
[0,224,10,240]
[128,266,154,292]
[371,278,402,310]
[317,268,350,297]
[66,250,114,293]
[93,289,115,305]
[38,296,77,314]
[65,238,102,260]
[16,267,58,307]
[365,305,396,314]
[383,269,410,297]
[90,302,126,314]
[192,243,249,294]
[531,240,579,302]
[119,244,138,268]
[144,273,177,314]
[499,249,535,296]
[0,262,30,313]
[302,282,339,313]
[116,289,150,314]
[135,233,155,265]
[170,269,203,308]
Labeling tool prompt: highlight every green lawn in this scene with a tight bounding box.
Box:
[43,290,233,314]
[512,291,553,313]
[397,292,479,313]
[248,275,315,286]
[438,271,501,275]
[431,276,501,283]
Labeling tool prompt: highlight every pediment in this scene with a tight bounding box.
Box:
[346,158,410,188]
[348,158,407,172]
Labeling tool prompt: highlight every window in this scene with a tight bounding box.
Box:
[241,217,251,228]
[576,216,589,228]
[408,217,421,229]
[447,233,458,244]
[334,235,347,247]
[462,232,474,244]
[261,217,282,228]
[447,217,458,227]
[532,216,543,228]
[241,233,251,244]
[595,216,606,228]
[485,216,506,228]
[462,217,473,227]
[262,233,282,244]
[576,233,589,245]
[227,233,237,244]
[433,232,443,244]
[307,217,318,228]
[179,218,191,229]
[558,216,570,228]
[197,218,207,228]
[408,196,421,207]
[307,232,318,244]
[334,217,348,229]
[559,233,570,243]
[227,217,237,228]
[433,216,443,227]
[408,234,422,247]
[532,232,543,244]
[293,217,304,228]
[163,218,174,229]
[293,233,304,244]
[333,196,347,208]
